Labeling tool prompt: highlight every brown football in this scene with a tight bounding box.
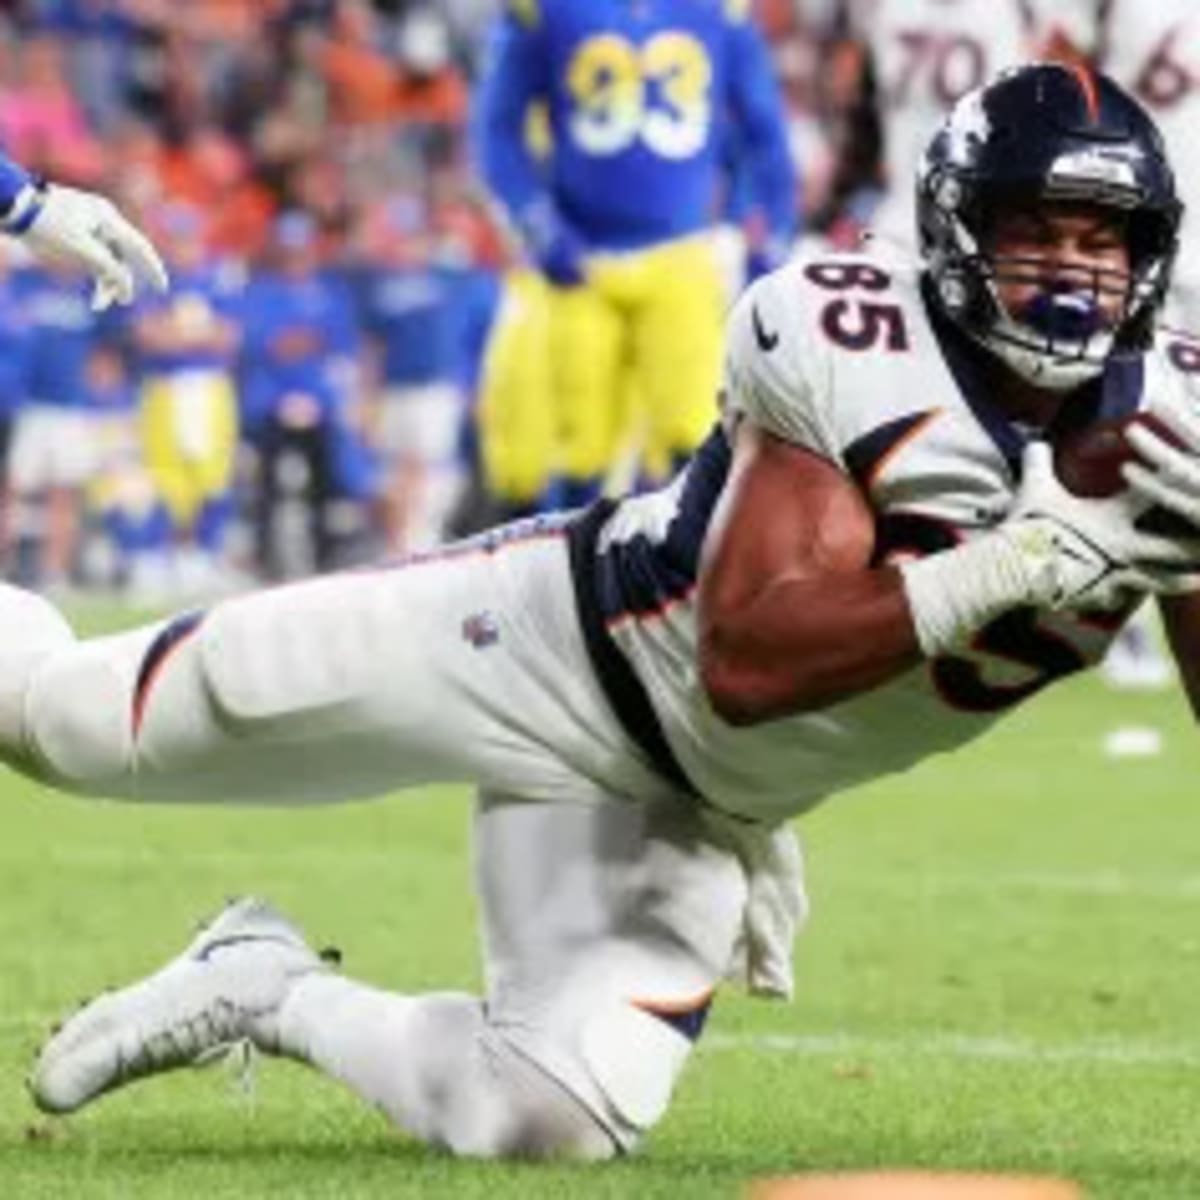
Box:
[1052,411,1184,499]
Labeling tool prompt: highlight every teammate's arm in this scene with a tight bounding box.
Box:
[0,153,167,310]
[723,11,799,269]
[697,421,920,725]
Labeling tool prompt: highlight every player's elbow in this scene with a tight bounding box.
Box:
[699,640,777,728]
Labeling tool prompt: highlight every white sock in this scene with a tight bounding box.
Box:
[275,974,615,1160]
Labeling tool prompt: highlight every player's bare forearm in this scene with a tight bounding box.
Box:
[698,423,922,726]
[699,566,921,725]
[1160,593,1200,720]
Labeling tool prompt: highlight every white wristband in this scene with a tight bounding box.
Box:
[898,530,1045,657]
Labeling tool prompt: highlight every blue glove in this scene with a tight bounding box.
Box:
[518,199,588,288]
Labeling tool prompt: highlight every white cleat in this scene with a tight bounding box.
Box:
[30,897,334,1115]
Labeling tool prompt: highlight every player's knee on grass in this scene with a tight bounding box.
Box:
[575,994,706,1149]
[447,1029,621,1161]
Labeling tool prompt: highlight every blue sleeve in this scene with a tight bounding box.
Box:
[0,154,31,212]
[456,268,502,392]
[724,17,800,244]
[470,11,551,228]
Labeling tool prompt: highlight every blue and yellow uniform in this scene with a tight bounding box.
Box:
[132,264,243,536]
[474,0,796,506]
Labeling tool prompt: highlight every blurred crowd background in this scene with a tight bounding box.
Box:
[0,0,869,603]
[0,0,1181,607]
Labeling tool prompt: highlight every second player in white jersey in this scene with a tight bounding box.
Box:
[1037,1,1200,320]
[838,0,1036,249]
[600,252,1200,822]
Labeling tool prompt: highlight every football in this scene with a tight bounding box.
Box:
[747,1171,1082,1199]
[1052,412,1183,499]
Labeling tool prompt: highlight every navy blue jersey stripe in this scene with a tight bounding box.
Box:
[843,411,938,489]
[640,997,712,1043]
[132,610,205,732]
[566,500,699,797]
[595,424,731,623]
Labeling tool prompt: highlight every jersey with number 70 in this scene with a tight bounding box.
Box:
[840,0,1036,251]
[1033,0,1200,296]
[576,254,1200,825]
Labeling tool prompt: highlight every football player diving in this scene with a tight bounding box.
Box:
[12,65,1200,1162]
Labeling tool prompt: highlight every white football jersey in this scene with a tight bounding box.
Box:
[842,0,1036,251]
[1031,0,1200,301]
[588,252,1200,824]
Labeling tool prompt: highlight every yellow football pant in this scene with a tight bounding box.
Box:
[478,270,557,505]
[551,235,723,483]
[479,238,724,503]
[140,370,238,528]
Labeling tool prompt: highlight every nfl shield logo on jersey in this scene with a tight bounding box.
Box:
[461,611,500,650]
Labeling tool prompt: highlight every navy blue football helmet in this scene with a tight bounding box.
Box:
[918,63,1182,390]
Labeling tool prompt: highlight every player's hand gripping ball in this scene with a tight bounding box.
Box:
[1053,412,1198,539]
[1052,412,1184,499]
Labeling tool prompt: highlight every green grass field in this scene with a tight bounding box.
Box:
[2,605,1199,1197]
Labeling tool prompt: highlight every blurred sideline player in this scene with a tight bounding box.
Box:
[82,344,175,600]
[240,212,364,579]
[8,263,104,587]
[0,255,30,571]
[475,103,558,518]
[817,0,1036,257]
[0,146,165,581]
[476,264,556,515]
[16,66,1200,1163]
[1039,1,1199,322]
[0,156,166,583]
[1037,0,1197,689]
[474,0,797,510]
[131,204,242,596]
[356,198,498,553]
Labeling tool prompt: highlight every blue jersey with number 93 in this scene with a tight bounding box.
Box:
[475,0,794,252]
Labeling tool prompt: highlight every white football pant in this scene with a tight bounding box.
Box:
[0,522,765,1155]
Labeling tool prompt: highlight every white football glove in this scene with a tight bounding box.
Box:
[1123,403,1200,531]
[902,439,1200,658]
[999,440,1200,610]
[6,182,169,311]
